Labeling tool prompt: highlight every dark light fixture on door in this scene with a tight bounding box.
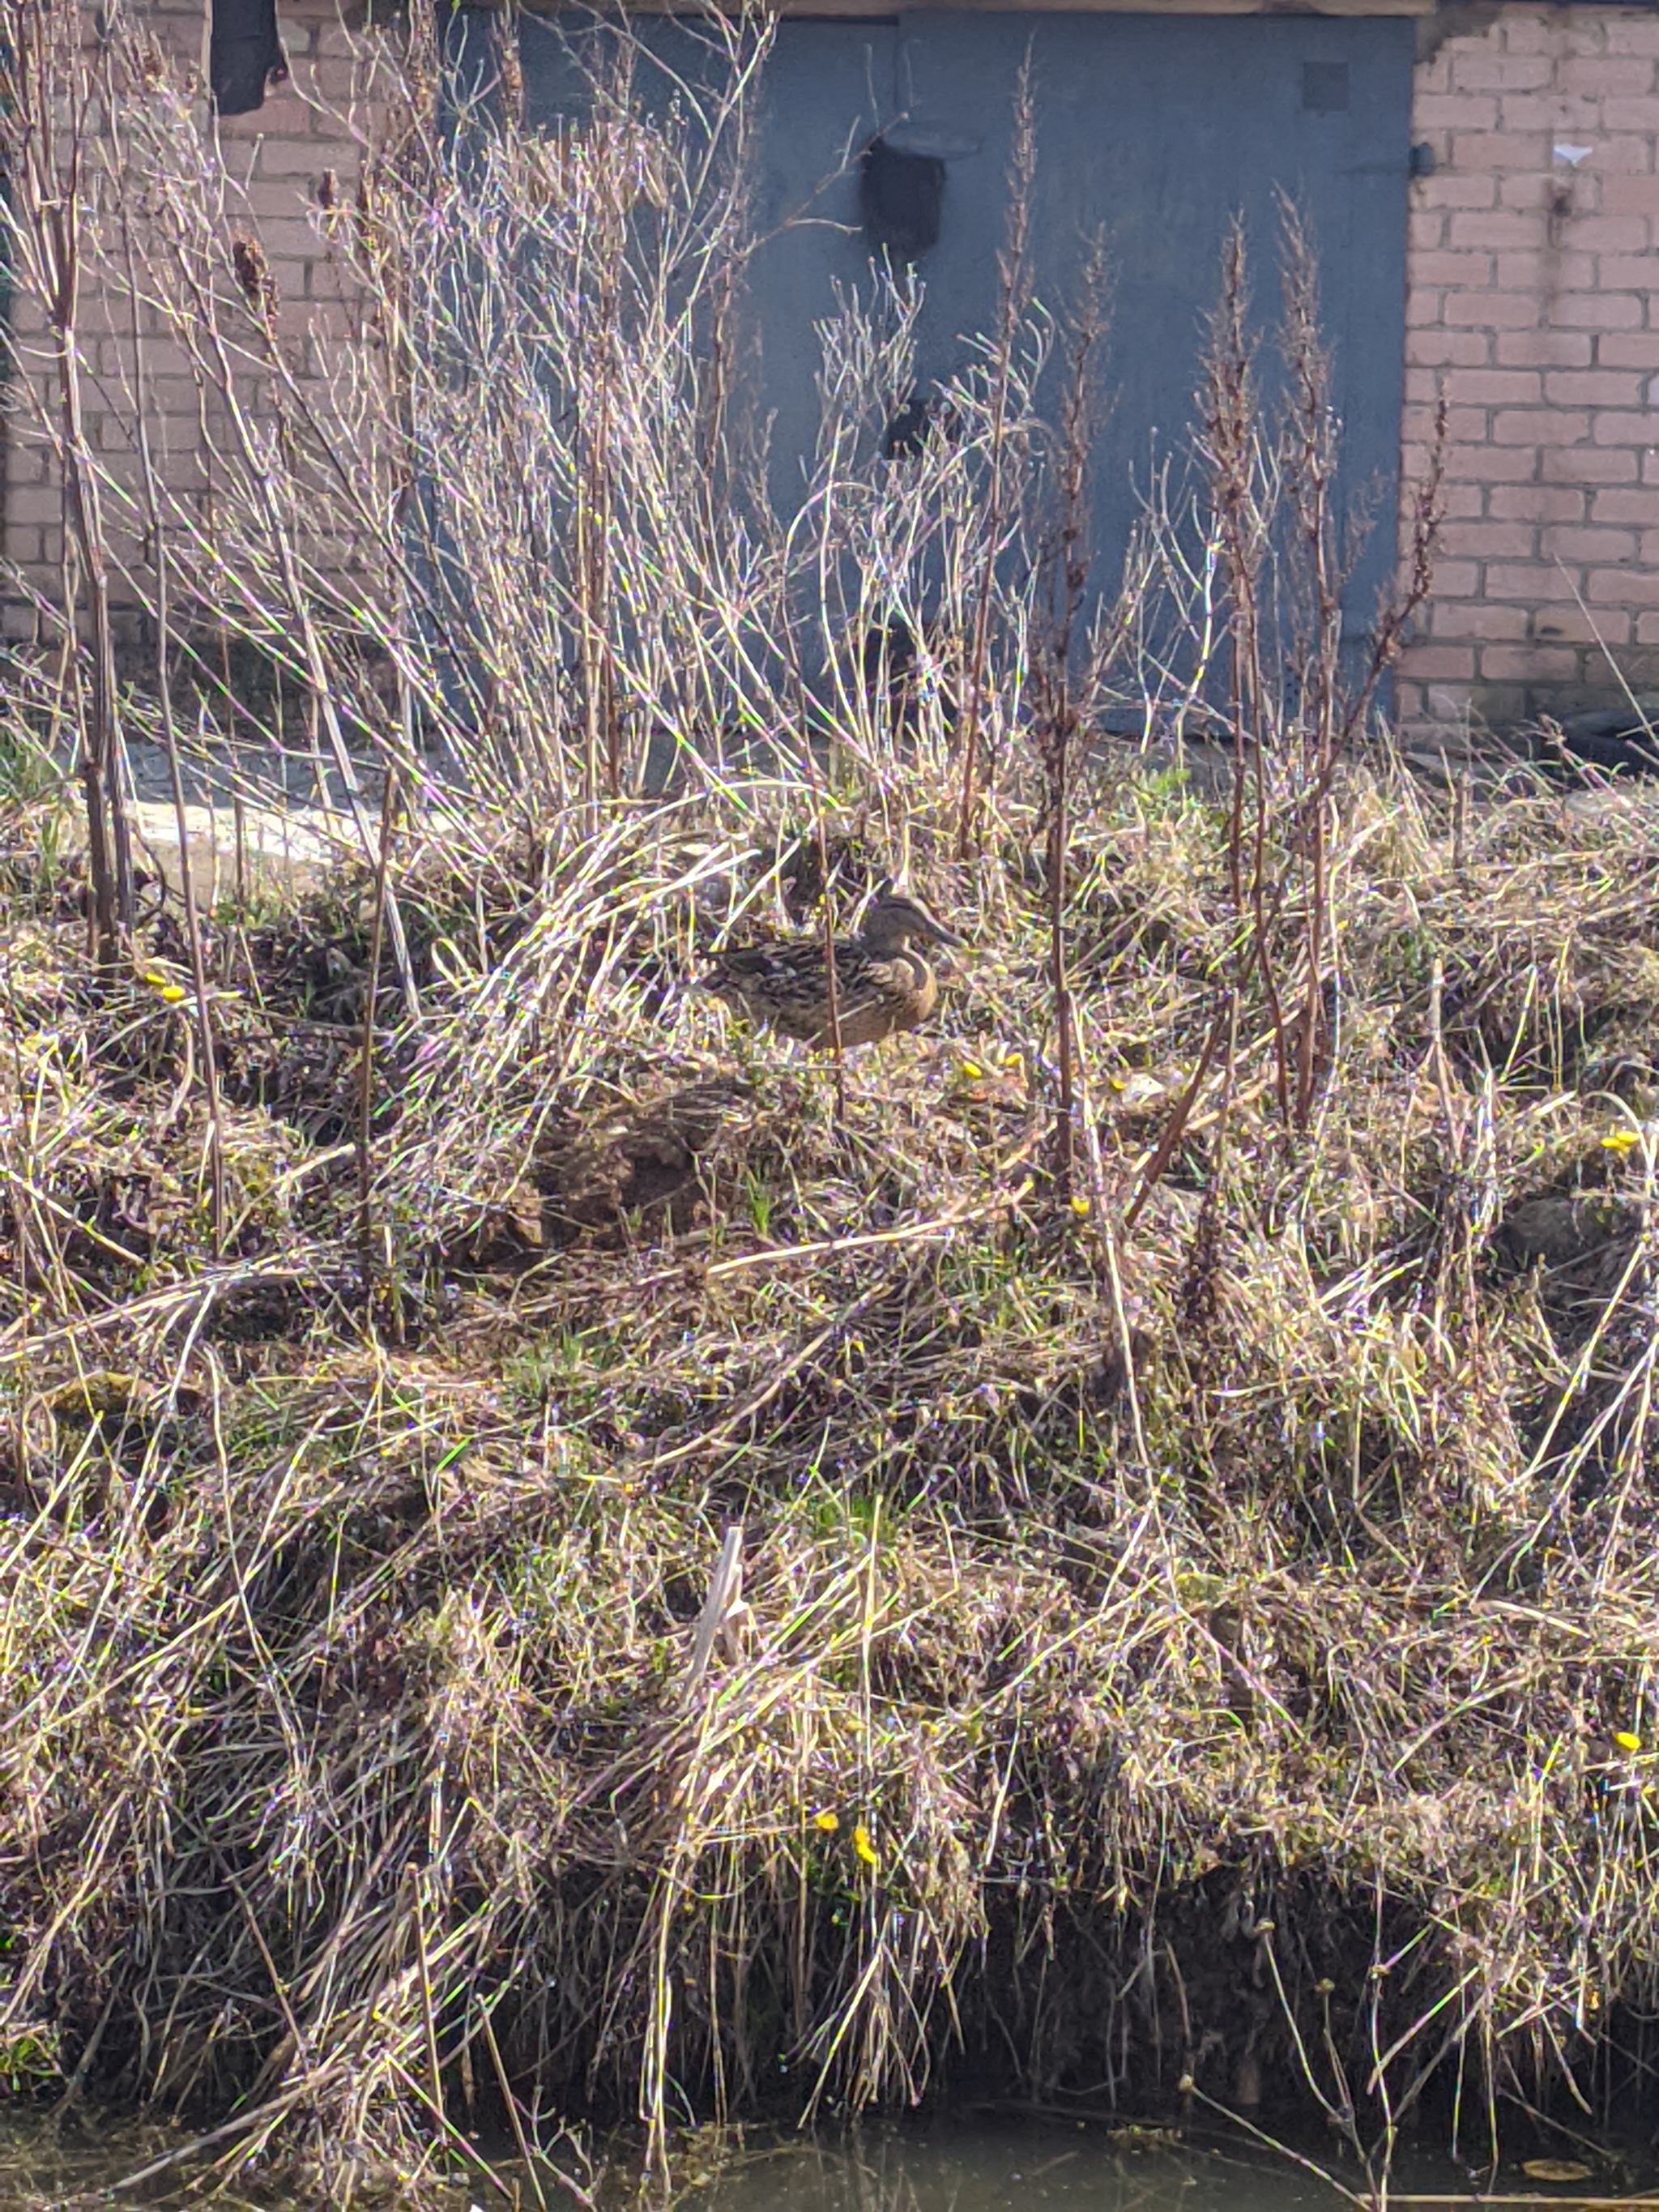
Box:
[860,136,945,263]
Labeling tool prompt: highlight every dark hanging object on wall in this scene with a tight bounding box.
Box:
[861,135,945,263]
[210,0,288,117]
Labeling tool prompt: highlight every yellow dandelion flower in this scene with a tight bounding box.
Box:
[959,1060,984,1081]
[1613,1730,1643,1754]
[852,1824,878,1868]
[1003,1050,1024,1071]
[1069,1194,1090,1218]
[1601,1129,1640,1154]
[812,1809,839,1833]
[159,984,187,1003]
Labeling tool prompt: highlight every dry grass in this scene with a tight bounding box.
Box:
[2,2,1659,2201]
[2,748,1659,2201]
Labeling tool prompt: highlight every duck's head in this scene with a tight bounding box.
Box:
[861,879,966,953]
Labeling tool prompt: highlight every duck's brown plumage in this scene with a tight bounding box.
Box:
[702,883,965,1050]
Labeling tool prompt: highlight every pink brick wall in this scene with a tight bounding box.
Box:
[1399,4,1659,736]
[1,0,396,644]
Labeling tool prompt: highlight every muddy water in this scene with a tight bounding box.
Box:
[676,2120,1341,2210]
[0,2110,1350,2210]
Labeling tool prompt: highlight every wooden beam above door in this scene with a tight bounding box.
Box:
[605,0,1438,16]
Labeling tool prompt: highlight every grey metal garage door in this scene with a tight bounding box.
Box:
[502,6,1415,681]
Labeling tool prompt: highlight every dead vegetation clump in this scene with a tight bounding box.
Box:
[2,1,1659,2201]
[4,755,1659,2199]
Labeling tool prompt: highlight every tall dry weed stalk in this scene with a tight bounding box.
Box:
[2,0,134,964]
[954,46,1037,860]
[1197,207,1444,1140]
[109,49,228,1252]
[1031,235,1110,1195]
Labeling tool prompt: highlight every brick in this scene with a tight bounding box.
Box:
[1407,404,1486,450]
[1598,333,1659,372]
[1446,291,1540,329]
[1544,445,1638,483]
[1446,444,1541,483]
[237,179,322,223]
[1591,489,1659,525]
[1493,408,1588,446]
[1604,96,1659,131]
[1449,210,1545,251]
[1500,250,1597,293]
[1452,133,1551,173]
[1591,136,1657,179]
[1531,605,1631,646]
[1486,562,1579,600]
[1606,20,1659,58]
[1440,520,1538,559]
[1428,480,1486,521]
[1410,209,1446,253]
[219,89,305,135]
[1434,600,1528,641]
[303,297,369,339]
[1499,15,1565,56]
[1563,214,1653,254]
[1412,250,1495,288]
[135,377,203,419]
[1545,525,1638,563]
[1451,53,1555,93]
[1401,646,1478,680]
[1639,615,1659,647]
[1601,177,1659,216]
[1544,368,1647,406]
[1492,485,1588,524]
[1482,645,1580,681]
[1640,531,1659,566]
[1496,329,1593,369]
[1418,92,1496,131]
[1426,560,1480,598]
[1587,568,1659,604]
[1407,328,1491,369]
[1444,367,1542,406]
[2,451,53,490]
[1498,173,1565,213]
[6,488,64,525]
[1563,59,1653,96]
[1499,93,1598,135]
[1593,412,1659,446]
[1550,293,1644,331]
[1415,173,1499,211]
[1596,257,1659,292]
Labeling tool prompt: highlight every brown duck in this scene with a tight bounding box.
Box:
[702,881,965,1050]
